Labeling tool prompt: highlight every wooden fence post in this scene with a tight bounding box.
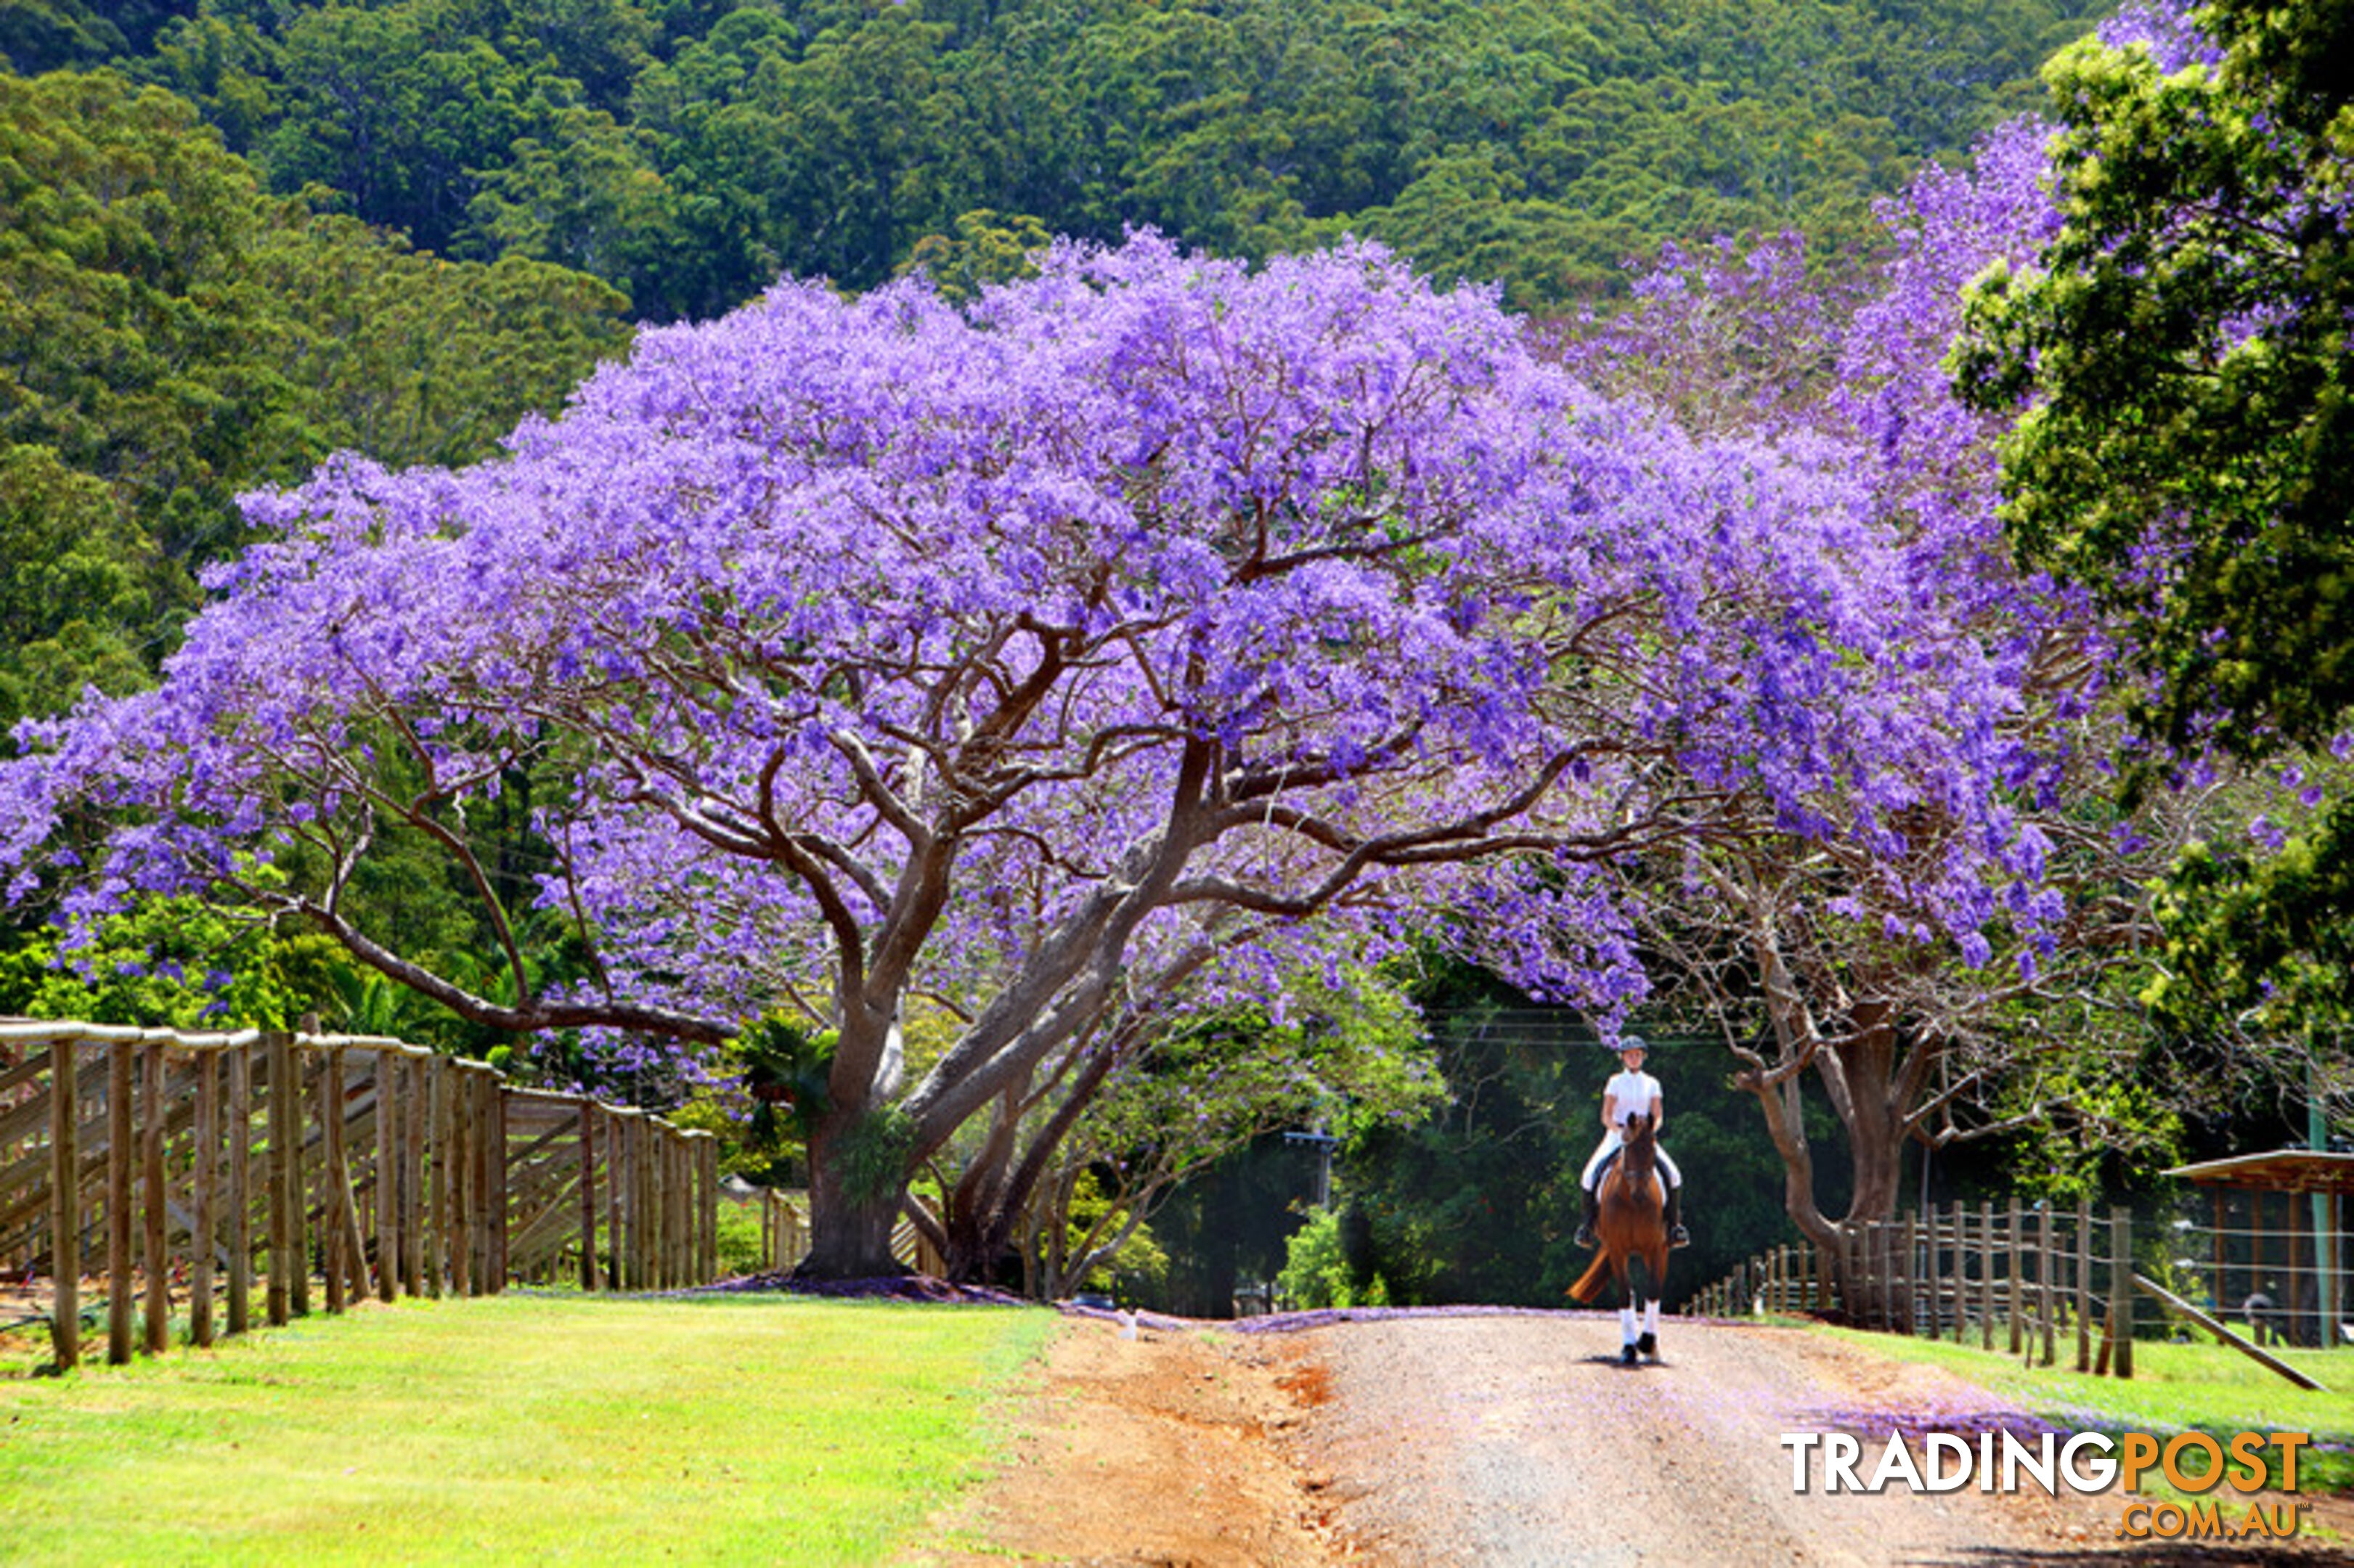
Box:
[486,1073,508,1294]
[2038,1206,2057,1367]
[48,1037,80,1370]
[402,1051,426,1299]
[1902,1212,1918,1337]
[2075,1193,2093,1373]
[290,1045,312,1319]
[323,1046,348,1316]
[192,1049,218,1348]
[426,1053,450,1299]
[1979,1200,1995,1352]
[137,1041,168,1356]
[651,1123,672,1289]
[107,1040,134,1364]
[375,1048,399,1304]
[452,1062,475,1299]
[605,1108,625,1290]
[701,1136,718,1284]
[579,1102,601,1292]
[228,1040,251,1337]
[2007,1197,2023,1356]
[629,1113,650,1289]
[1948,1200,1966,1342]
[269,1031,297,1328]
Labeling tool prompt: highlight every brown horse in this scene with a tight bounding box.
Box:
[1567,1111,1669,1363]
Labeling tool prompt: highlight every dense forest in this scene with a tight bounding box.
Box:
[7,0,2106,320]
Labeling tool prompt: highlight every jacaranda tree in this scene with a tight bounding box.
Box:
[1556,104,2249,1236]
[1,235,2052,1275]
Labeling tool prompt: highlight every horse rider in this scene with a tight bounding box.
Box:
[1574,1035,1690,1249]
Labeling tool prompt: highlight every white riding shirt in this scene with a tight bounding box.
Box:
[1581,1068,1680,1189]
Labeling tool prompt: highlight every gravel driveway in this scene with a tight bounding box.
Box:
[1290,1314,2162,1567]
[915,1307,2351,1567]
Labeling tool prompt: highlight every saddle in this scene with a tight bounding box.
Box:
[1592,1147,1663,1203]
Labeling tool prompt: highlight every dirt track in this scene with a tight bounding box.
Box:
[910,1309,2354,1568]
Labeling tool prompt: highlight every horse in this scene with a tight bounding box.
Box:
[1567,1111,1669,1364]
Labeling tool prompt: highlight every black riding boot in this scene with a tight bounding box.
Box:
[1574,1184,1598,1249]
[1666,1183,1690,1248]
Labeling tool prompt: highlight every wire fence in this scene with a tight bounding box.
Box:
[1694,1188,2348,1388]
[2156,1185,2350,1351]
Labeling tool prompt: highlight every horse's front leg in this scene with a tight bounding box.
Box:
[1635,1246,1666,1360]
[1618,1270,1642,1365]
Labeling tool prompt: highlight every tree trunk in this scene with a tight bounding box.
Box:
[796,1113,913,1279]
[1822,1013,1907,1227]
[1742,998,1913,1315]
[939,1047,1118,1288]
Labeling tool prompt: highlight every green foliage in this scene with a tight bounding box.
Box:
[713,1196,765,1275]
[1062,1170,1168,1299]
[897,206,1050,301]
[0,444,154,735]
[1952,1,2354,1027]
[0,67,630,733]
[1276,1204,1390,1310]
[82,0,2109,320]
[736,1012,836,1147]
[835,1105,918,1208]
[0,892,312,1028]
[2150,785,2354,1043]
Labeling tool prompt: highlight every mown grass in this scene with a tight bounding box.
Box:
[1806,1320,2354,1494]
[0,1292,1056,1565]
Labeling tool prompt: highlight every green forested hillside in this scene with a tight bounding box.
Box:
[9,0,2103,321]
[0,69,630,729]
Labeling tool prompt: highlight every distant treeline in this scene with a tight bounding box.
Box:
[8,0,2104,322]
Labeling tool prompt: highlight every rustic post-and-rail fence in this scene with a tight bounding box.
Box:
[1695,1191,2339,1393]
[0,1018,724,1371]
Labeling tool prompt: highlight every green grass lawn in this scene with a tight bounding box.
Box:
[1807,1321,2353,1493]
[0,1292,1056,1565]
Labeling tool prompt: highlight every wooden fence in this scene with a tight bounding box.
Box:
[0,1019,720,1371]
[1691,1197,2139,1379]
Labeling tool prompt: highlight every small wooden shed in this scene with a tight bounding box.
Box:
[2164,1150,2353,1349]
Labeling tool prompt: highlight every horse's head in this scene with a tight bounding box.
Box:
[1618,1111,1657,1169]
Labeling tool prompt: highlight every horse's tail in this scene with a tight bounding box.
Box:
[1566,1249,1610,1304]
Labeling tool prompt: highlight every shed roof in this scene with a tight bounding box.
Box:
[2164,1150,2354,1196]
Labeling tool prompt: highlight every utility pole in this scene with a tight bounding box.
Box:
[1285,1127,1338,1209]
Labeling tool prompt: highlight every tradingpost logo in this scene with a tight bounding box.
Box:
[1782,1428,2312,1543]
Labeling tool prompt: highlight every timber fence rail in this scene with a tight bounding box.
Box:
[0,1019,720,1371]
[1690,1197,2141,1380]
